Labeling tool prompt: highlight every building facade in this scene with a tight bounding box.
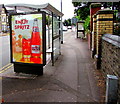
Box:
[0,4,8,33]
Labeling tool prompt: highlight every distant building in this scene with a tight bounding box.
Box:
[0,4,17,33]
[0,4,7,32]
[0,4,2,32]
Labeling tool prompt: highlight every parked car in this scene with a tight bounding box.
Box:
[63,26,67,31]
[67,26,72,29]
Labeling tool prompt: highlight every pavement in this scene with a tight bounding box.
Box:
[0,35,10,69]
[1,30,105,102]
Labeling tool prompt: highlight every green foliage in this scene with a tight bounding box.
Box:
[84,16,90,31]
[90,3,101,8]
[72,2,81,7]
[72,2,90,20]
[114,23,120,36]
[68,18,71,26]
[63,19,68,26]
[75,7,90,20]
[63,18,71,26]
[72,2,90,32]
[46,16,52,26]
[72,2,119,21]
[79,7,90,20]
[114,10,118,21]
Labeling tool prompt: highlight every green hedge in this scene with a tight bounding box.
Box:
[84,16,90,31]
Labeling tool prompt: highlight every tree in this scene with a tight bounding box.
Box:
[68,18,71,26]
[84,16,90,31]
[46,15,52,26]
[72,2,91,20]
[63,19,68,26]
[63,18,71,26]
[72,2,120,21]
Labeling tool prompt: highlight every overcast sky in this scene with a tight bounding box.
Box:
[1,0,75,21]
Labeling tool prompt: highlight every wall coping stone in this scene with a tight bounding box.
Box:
[96,9,114,15]
[102,34,120,48]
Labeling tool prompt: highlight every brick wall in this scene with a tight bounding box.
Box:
[92,9,114,69]
[101,34,120,101]
[96,10,114,58]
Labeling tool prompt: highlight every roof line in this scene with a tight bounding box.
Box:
[5,3,64,16]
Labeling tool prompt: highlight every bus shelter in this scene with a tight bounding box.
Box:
[5,3,64,75]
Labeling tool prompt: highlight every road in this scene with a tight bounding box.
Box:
[1,29,103,102]
[0,35,10,69]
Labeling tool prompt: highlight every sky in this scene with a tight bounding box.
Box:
[1,0,75,21]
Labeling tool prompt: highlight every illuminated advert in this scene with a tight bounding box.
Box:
[11,14,43,64]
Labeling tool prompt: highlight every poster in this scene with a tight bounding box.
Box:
[11,13,43,64]
[78,23,84,30]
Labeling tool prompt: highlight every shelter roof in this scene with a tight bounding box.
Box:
[5,3,64,16]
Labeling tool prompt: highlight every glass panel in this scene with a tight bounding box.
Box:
[53,37,60,61]
[78,32,84,38]
[53,16,60,62]
[46,15,53,62]
[46,15,52,50]
[78,23,84,30]
[53,16,59,37]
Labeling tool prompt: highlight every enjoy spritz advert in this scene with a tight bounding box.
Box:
[11,14,43,64]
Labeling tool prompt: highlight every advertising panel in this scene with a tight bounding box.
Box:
[11,13,43,64]
[78,23,84,30]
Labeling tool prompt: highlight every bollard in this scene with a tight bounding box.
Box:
[106,74,118,104]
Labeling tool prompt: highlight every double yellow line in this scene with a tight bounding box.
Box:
[0,63,13,74]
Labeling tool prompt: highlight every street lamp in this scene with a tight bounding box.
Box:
[61,0,63,44]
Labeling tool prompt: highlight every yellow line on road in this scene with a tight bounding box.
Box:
[0,63,11,71]
[0,64,13,74]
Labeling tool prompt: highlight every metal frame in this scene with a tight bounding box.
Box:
[9,11,46,66]
[77,21,85,38]
[52,12,54,66]
[52,13,61,66]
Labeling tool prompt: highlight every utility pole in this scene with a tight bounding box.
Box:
[61,0,63,44]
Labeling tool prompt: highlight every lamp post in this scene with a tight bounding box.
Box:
[61,0,63,44]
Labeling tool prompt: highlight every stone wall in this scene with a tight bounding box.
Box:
[101,34,120,101]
